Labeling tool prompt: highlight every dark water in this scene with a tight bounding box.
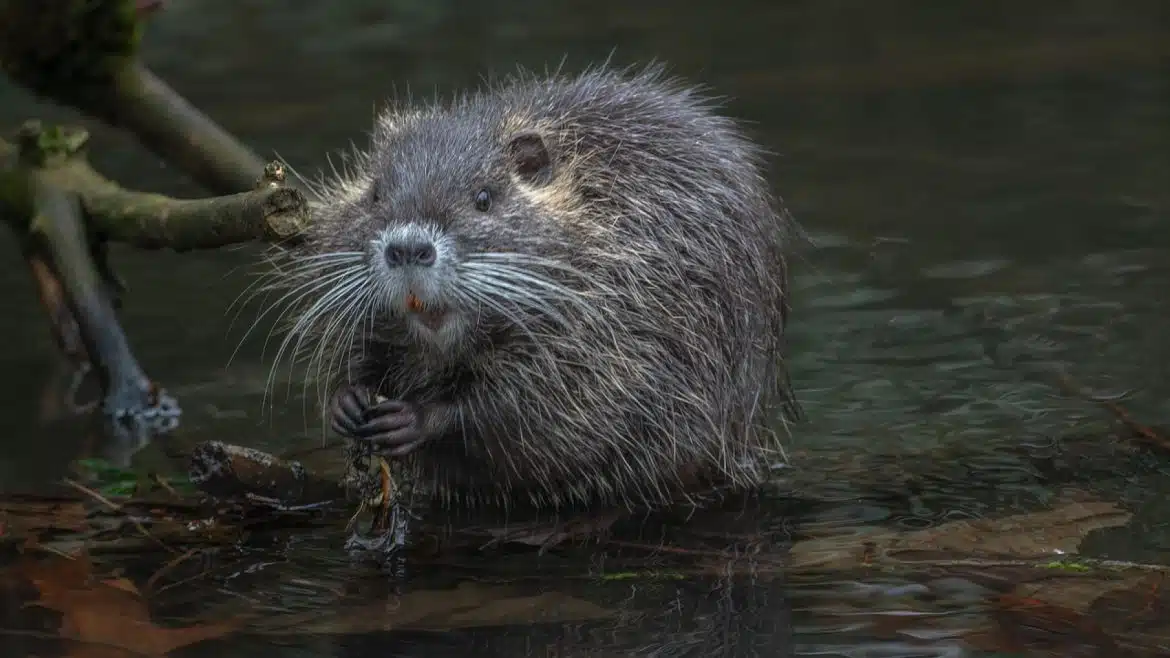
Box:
[2,1,1170,656]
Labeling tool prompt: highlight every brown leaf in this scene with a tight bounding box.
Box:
[1090,573,1168,621]
[984,594,1122,656]
[890,499,1131,560]
[0,498,89,535]
[1088,573,1170,648]
[4,550,238,656]
[789,496,1132,569]
[958,573,1170,655]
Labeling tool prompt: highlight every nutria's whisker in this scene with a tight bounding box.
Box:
[253,263,366,349]
[229,260,366,368]
[461,255,607,318]
[318,283,377,386]
[467,252,595,279]
[452,280,563,370]
[463,262,594,301]
[228,250,366,322]
[459,270,573,330]
[275,271,368,381]
[224,250,364,328]
[282,250,368,264]
[305,283,378,419]
[262,268,369,409]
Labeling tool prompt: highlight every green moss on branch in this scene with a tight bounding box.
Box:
[87,184,309,250]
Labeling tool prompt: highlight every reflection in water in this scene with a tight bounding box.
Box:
[323,578,795,658]
[183,579,797,658]
[1,1,1169,657]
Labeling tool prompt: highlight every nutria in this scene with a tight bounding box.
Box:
[267,64,800,510]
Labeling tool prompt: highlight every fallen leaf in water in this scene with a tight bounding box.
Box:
[1090,573,1168,620]
[784,492,1170,654]
[961,594,1121,657]
[1087,573,1170,651]
[789,495,1132,569]
[2,549,238,657]
[1011,574,1142,614]
[981,593,1125,657]
[782,493,1170,653]
[0,497,89,537]
[890,499,1131,560]
[256,580,614,635]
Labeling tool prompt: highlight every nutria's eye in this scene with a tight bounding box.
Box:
[474,188,492,212]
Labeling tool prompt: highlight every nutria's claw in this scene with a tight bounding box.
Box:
[354,400,427,457]
[330,385,371,438]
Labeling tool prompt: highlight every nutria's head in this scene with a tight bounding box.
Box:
[365,119,563,348]
[275,105,600,364]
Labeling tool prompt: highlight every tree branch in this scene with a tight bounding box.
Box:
[0,120,308,429]
[98,61,273,196]
[23,239,101,417]
[0,0,314,433]
[26,174,166,418]
[0,125,310,250]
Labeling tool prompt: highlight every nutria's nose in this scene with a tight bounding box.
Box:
[384,241,437,267]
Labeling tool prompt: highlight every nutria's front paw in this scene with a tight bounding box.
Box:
[330,384,373,438]
[330,386,429,456]
[354,399,428,457]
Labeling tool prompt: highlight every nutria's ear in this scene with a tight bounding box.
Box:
[507,130,552,184]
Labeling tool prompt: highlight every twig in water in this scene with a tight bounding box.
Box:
[144,547,200,593]
[61,477,175,554]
